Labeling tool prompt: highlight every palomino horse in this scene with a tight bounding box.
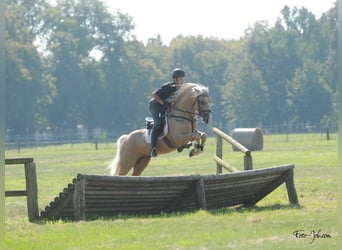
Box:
[108,83,212,176]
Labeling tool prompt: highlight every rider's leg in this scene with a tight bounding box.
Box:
[150,124,160,157]
[149,103,162,157]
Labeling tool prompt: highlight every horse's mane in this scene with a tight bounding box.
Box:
[166,83,209,104]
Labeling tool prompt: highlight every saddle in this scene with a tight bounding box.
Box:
[144,111,193,152]
[144,111,168,144]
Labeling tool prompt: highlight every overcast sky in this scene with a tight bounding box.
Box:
[105,0,335,44]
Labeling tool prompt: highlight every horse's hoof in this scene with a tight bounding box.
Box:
[177,147,184,153]
[189,150,195,157]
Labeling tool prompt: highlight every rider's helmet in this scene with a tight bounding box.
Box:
[172,68,185,78]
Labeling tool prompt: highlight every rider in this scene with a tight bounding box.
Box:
[149,68,185,157]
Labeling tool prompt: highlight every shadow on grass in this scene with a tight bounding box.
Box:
[35,203,301,224]
[208,203,302,216]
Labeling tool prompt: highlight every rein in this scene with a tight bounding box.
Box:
[162,89,211,150]
[168,108,197,132]
[167,93,212,132]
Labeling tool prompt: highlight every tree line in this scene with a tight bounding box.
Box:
[5,0,337,140]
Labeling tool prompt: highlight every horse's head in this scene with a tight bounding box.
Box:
[194,92,212,124]
[167,83,212,124]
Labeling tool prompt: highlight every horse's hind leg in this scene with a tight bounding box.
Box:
[132,155,151,176]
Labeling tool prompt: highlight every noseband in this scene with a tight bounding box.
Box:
[168,93,211,126]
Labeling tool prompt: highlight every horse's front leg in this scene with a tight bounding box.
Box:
[189,130,207,157]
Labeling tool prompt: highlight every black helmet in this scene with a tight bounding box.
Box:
[172,68,185,78]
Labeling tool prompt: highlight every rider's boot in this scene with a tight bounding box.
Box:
[150,127,159,157]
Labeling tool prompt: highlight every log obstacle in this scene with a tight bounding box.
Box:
[40,164,298,221]
[5,158,39,222]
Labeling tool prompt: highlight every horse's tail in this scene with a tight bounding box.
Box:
[108,134,127,175]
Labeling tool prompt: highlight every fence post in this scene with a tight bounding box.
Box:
[73,179,86,221]
[195,177,206,209]
[285,168,298,205]
[216,135,222,174]
[24,160,39,221]
[244,154,253,170]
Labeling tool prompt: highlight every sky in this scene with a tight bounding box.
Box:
[105,0,335,45]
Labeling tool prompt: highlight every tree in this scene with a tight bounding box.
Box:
[287,59,332,124]
[5,2,55,135]
[221,52,269,127]
[42,0,135,133]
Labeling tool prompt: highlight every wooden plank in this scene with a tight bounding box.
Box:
[5,190,27,197]
[85,181,192,189]
[203,165,294,182]
[84,188,185,195]
[5,158,34,165]
[204,175,280,190]
[165,182,197,211]
[213,155,238,172]
[78,174,202,183]
[212,127,250,155]
[242,169,292,207]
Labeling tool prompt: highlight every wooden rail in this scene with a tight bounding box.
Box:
[5,158,39,222]
[213,127,253,174]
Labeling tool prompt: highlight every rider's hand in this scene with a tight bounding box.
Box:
[163,102,171,112]
[163,102,171,109]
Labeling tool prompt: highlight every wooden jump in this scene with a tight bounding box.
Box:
[5,158,39,222]
[213,127,253,173]
[40,164,298,221]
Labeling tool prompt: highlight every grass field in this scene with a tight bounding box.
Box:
[5,133,338,249]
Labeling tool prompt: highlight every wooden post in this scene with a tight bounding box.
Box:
[195,177,206,209]
[24,161,39,221]
[5,158,39,222]
[244,154,253,170]
[212,127,253,172]
[73,179,86,221]
[216,135,222,174]
[285,168,299,205]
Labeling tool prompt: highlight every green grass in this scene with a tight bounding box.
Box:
[5,133,338,249]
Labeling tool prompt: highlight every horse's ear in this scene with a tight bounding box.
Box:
[192,87,200,96]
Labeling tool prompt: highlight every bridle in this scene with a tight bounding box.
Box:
[193,93,212,118]
[167,93,212,131]
[161,92,211,149]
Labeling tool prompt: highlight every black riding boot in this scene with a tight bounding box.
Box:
[150,126,160,157]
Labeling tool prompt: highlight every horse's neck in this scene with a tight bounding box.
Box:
[174,97,195,113]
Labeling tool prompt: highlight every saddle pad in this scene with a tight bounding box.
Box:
[145,116,168,144]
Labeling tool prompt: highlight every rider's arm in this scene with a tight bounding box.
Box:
[152,91,165,105]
